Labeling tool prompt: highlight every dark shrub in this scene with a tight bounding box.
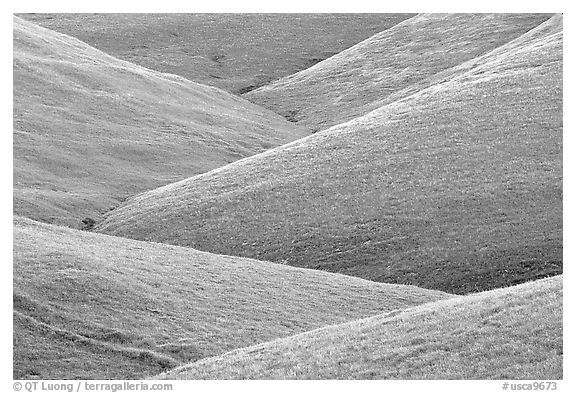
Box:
[81,217,96,230]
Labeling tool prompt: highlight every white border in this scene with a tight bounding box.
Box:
[2,3,571,392]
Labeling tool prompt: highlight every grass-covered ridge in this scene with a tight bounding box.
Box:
[246,13,553,132]
[13,216,451,379]
[161,275,562,380]
[96,15,562,294]
[13,16,307,228]
[19,13,414,94]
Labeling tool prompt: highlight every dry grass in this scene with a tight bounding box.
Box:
[246,13,553,132]
[13,14,563,381]
[18,13,414,94]
[13,216,451,379]
[13,16,308,228]
[96,16,562,294]
[161,275,562,380]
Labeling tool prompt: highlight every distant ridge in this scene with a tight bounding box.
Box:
[246,13,554,132]
[96,15,563,294]
[13,16,308,228]
[162,275,562,380]
[19,13,415,93]
[13,216,451,379]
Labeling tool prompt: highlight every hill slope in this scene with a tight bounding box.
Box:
[13,216,451,379]
[245,13,553,132]
[13,16,307,228]
[96,16,563,295]
[162,275,562,380]
[19,13,414,94]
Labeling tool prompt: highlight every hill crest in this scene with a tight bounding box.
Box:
[96,15,562,294]
[13,16,308,228]
[14,216,451,379]
[246,13,554,132]
[161,275,562,379]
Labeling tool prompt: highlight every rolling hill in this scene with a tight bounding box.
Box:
[13,216,452,379]
[161,275,562,380]
[245,13,554,132]
[19,13,414,94]
[13,16,308,228]
[96,15,563,295]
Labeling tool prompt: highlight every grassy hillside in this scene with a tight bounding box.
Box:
[162,275,562,379]
[96,15,563,295]
[13,216,451,379]
[246,13,553,132]
[19,13,414,94]
[13,16,307,228]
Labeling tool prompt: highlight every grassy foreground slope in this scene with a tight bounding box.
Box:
[13,216,451,379]
[97,16,563,294]
[246,13,553,132]
[13,16,307,228]
[19,13,414,94]
[163,275,562,380]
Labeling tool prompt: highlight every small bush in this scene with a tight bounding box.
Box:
[284,110,299,123]
[81,217,96,231]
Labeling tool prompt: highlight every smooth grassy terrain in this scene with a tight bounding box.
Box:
[97,15,563,294]
[13,17,307,228]
[162,275,562,380]
[246,13,553,132]
[19,13,414,94]
[13,216,451,379]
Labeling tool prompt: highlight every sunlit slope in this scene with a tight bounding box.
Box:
[13,216,451,379]
[246,13,553,132]
[97,17,562,295]
[163,276,562,380]
[20,13,414,94]
[13,16,307,228]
